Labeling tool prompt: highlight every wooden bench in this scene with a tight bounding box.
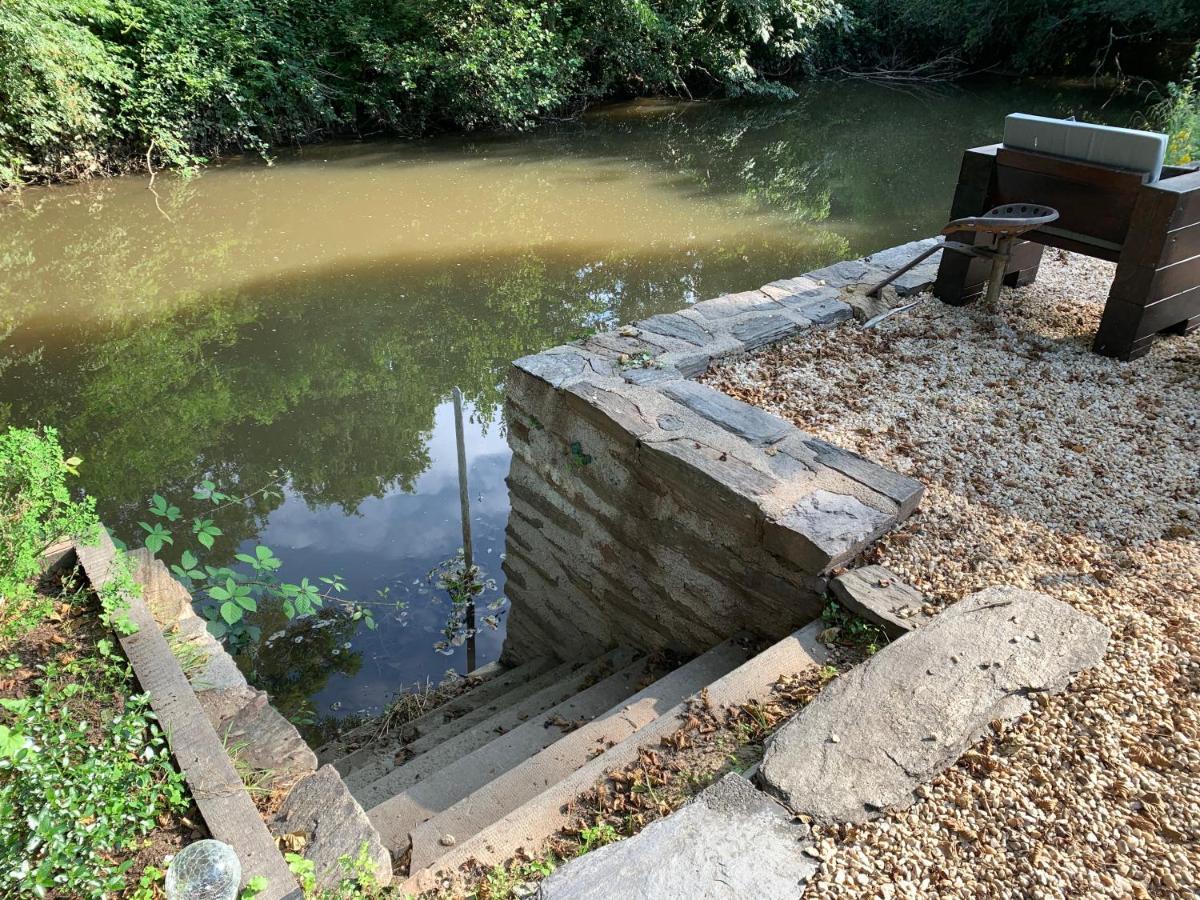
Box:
[933,142,1200,360]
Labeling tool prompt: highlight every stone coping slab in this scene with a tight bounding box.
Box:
[511,239,939,576]
[66,532,303,899]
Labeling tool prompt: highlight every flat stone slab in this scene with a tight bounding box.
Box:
[536,773,815,899]
[759,586,1109,824]
[272,764,393,890]
[660,381,791,448]
[830,564,931,638]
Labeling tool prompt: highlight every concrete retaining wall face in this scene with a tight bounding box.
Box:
[500,241,937,661]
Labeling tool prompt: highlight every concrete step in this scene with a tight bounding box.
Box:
[316,661,506,765]
[333,656,555,778]
[350,649,635,807]
[400,621,829,895]
[368,652,654,856]
[400,635,755,873]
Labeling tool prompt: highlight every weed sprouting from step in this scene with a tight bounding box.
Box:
[820,599,890,655]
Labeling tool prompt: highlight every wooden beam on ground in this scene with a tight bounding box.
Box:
[72,530,301,900]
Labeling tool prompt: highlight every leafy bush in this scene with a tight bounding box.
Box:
[1158,47,1199,164]
[0,427,95,619]
[838,0,1199,76]
[0,0,850,188]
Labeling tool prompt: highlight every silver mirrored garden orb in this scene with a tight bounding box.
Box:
[165,839,241,900]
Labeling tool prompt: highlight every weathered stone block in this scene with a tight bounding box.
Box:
[272,765,392,890]
[622,365,680,386]
[660,381,791,448]
[759,586,1109,824]
[863,238,938,271]
[636,312,718,347]
[891,260,942,296]
[830,564,931,638]
[807,259,875,288]
[199,685,318,788]
[513,348,595,389]
[803,437,924,517]
[690,290,782,320]
[764,489,893,573]
[536,774,816,900]
[776,289,853,325]
[728,312,797,350]
[761,275,822,298]
[563,379,657,443]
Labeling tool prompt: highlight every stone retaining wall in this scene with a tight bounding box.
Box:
[501,240,940,662]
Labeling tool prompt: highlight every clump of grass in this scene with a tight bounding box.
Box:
[471,855,557,900]
[373,673,471,739]
[166,628,210,680]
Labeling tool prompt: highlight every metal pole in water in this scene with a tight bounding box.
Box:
[452,387,477,673]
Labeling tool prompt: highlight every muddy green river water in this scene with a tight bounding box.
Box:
[0,79,1145,732]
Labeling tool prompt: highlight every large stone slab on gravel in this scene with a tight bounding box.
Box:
[759,586,1109,824]
[272,764,392,889]
[536,773,816,900]
[830,564,931,638]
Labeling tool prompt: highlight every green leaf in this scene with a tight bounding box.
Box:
[149,494,171,518]
[234,595,257,612]
[0,724,27,761]
[220,602,242,625]
[181,550,197,570]
[198,531,214,549]
[209,584,231,602]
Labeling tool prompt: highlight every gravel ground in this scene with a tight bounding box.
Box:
[702,249,1200,899]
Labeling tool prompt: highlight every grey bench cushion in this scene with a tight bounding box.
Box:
[1003,113,1167,182]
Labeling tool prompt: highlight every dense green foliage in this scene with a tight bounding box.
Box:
[0,640,188,898]
[2,0,1197,187]
[1159,48,1200,164]
[0,0,847,186]
[840,0,1200,77]
[0,432,187,897]
[0,427,95,621]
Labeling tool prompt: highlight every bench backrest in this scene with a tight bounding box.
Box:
[1003,113,1167,183]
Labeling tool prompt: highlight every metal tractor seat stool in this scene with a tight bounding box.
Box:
[869,203,1059,306]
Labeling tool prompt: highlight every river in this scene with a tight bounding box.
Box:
[0,78,1145,736]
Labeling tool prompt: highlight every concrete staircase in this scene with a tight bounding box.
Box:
[316,622,829,892]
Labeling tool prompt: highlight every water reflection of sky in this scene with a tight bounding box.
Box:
[254,400,511,718]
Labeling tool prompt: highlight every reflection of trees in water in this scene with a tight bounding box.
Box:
[248,606,363,729]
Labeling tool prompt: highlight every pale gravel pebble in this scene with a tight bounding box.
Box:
[703,250,1200,899]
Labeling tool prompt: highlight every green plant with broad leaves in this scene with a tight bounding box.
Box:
[134,475,374,646]
[426,549,506,656]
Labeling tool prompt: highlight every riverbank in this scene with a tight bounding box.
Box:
[3,1,1195,190]
[702,250,1200,897]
